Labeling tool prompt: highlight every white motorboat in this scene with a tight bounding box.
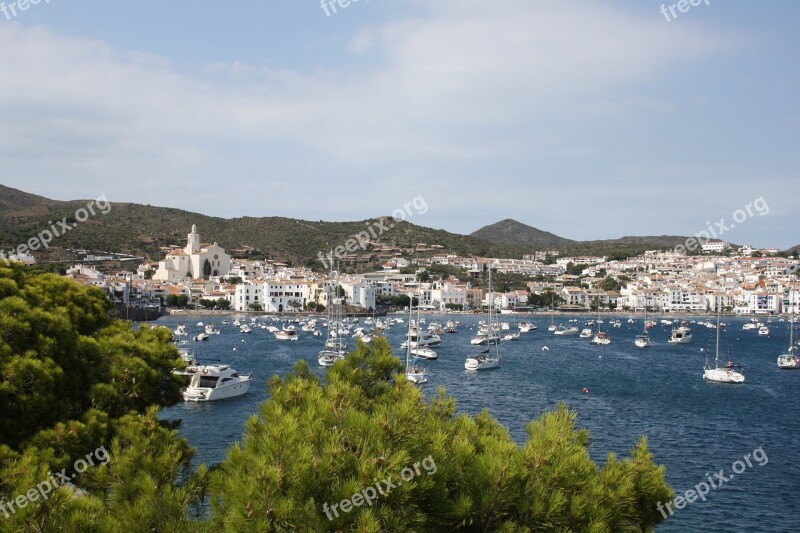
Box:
[182,365,253,401]
[411,346,438,360]
[704,297,744,384]
[445,320,459,333]
[518,322,536,333]
[579,328,593,339]
[402,330,442,348]
[194,332,209,342]
[174,323,188,337]
[758,326,770,336]
[668,326,692,344]
[742,322,758,330]
[275,326,299,341]
[553,326,579,336]
[205,323,221,335]
[502,332,520,341]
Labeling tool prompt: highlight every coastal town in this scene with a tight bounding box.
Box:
[49,224,800,317]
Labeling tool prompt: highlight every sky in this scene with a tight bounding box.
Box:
[0,0,798,248]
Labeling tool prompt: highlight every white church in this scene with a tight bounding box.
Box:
[153,225,231,282]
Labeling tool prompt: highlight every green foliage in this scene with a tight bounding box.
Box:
[600,276,622,292]
[208,338,673,531]
[566,263,588,276]
[199,298,230,310]
[0,263,198,530]
[528,290,565,308]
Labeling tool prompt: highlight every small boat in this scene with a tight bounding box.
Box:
[411,346,438,360]
[205,323,221,335]
[742,322,757,331]
[465,268,500,371]
[635,309,652,348]
[405,289,429,383]
[592,331,611,345]
[502,332,520,341]
[239,324,252,334]
[635,334,652,348]
[182,365,253,401]
[704,300,744,384]
[275,326,299,341]
[579,328,593,339]
[194,332,209,342]
[445,320,459,333]
[553,326,579,336]
[668,326,692,344]
[778,311,800,370]
[174,323,188,337]
[518,321,536,333]
[758,326,770,336]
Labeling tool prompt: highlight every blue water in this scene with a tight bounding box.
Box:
[158,314,800,532]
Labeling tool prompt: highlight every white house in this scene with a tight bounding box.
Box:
[154,225,231,282]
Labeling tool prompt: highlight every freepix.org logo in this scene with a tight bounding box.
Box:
[1,0,52,21]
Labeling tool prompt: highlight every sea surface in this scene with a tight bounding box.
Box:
[158,313,800,532]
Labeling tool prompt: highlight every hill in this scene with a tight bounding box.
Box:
[0,185,529,268]
[470,219,574,248]
[471,218,690,257]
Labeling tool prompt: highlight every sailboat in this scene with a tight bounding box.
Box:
[318,262,346,367]
[591,295,611,345]
[405,289,429,384]
[465,267,500,370]
[778,309,800,369]
[703,297,745,384]
[547,292,557,332]
[635,307,652,348]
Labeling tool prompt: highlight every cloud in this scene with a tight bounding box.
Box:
[0,2,736,231]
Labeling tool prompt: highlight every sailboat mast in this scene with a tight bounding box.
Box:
[715,295,721,366]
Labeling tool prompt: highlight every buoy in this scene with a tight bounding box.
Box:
[233,347,237,351]
[582,387,589,394]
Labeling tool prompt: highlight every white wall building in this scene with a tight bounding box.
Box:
[154,225,231,282]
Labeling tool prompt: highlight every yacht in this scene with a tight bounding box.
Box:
[553,325,579,336]
[174,323,188,337]
[275,326,299,341]
[579,328,593,339]
[411,346,438,360]
[182,365,253,401]
[518,321,536,333]
[402,330,443,348]
[635,310,653,348]
[668,326,692,344]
